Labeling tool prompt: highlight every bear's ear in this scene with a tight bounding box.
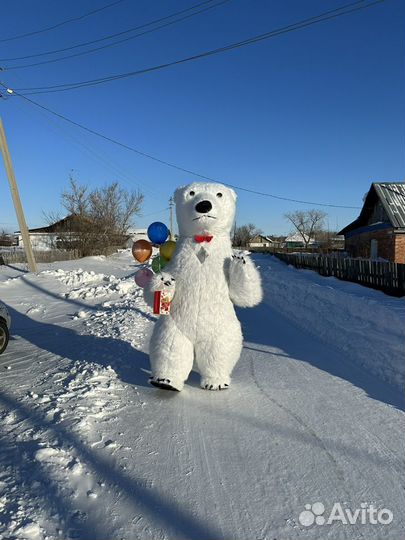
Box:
[173,186,186,204]
[228,187,237,201]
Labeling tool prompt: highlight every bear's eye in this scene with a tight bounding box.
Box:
[216,192,223,198]
[189,190,195,197]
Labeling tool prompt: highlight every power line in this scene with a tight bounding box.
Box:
[8,0,385,95]
[142,208,170,217]
[0,0,127,43]
[1,0,221,62]
[1,87,361,209]
[9,94,163,199]
[2,0,231,70]
[3,70,165,199]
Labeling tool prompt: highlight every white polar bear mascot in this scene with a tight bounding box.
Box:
[146,182,263,392]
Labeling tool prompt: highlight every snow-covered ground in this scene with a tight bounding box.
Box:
[0,251,403,540]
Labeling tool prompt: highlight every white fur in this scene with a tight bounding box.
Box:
[146,182,262,391]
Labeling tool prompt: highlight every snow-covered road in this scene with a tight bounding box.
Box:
[0,251,403,540]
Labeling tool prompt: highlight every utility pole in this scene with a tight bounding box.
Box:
[169,196,174,240]
[0,118,37,272]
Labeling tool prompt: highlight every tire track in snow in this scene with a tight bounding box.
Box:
[247,353,374,540]
[248,354,346,485]
[247,350,405,538]
[182,394,236,540]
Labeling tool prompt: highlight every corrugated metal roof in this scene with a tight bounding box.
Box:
[373,182,405,228]
[339,182,405,235]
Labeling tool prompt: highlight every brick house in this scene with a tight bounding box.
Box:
[339,182,405,263]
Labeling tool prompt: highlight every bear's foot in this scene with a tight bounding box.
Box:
[149,376,183,392]
[200,377,230,391]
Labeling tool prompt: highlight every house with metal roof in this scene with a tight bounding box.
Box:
[247,234,273,248]
[284,232,318,248]
[15,215,89,251]
[339,182,405,263]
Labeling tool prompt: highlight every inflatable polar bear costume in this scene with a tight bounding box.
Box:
[146,182,263,391]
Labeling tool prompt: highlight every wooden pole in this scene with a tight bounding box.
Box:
[0,118,37,272]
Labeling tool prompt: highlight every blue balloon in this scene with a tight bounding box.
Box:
[147,222,169,245]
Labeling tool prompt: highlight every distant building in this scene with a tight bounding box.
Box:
[284,233,317,248]
[268,235,286,249]
[329,235,345,251]
[247,235,273,248]
[339,182,405,263]
[16,214,128,252]
[126,228,148,247]
[15,215,85,251]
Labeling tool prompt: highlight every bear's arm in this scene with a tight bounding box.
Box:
[226,255,263,307]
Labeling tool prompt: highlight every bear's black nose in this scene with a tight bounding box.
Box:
[195,200,212,214]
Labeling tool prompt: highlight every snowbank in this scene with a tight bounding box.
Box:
[42,268,136,299]
[257,255,405,389]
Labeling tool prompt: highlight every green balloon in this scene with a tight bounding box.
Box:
[151,255,167,273]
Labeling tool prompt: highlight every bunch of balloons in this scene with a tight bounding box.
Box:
[132,222,176,288]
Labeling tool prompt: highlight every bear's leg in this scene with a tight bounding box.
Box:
[194,323,243,391]
[149,316,194,392]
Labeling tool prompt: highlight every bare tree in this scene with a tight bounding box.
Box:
[61,176,89,216]
[88,183,143,237]
[284,210,327,249]
[233,223,263,247]
[44,178,143,257]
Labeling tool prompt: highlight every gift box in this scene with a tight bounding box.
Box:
[153,289,173,315]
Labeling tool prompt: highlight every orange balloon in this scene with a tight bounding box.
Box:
[132,239,152,263]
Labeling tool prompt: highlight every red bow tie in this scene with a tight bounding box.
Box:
[194,235,213,243]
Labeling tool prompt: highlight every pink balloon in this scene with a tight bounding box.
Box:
[134,268,154,288]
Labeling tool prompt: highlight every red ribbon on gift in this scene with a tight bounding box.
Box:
[153,291,162,315]
[194,235,213,243]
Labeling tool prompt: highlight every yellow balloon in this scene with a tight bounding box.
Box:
[159,240,176,261]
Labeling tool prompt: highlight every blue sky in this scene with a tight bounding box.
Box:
[0,0,404,235]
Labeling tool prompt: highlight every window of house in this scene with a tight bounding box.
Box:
[370,239,378,259]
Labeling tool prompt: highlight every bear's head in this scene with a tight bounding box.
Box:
[174,182,237,237]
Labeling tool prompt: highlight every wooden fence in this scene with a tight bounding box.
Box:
[0,249,80,265]
[0,245,124,266]
[272,252,405,297]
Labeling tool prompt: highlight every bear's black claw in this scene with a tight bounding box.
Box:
[149,379,179,391]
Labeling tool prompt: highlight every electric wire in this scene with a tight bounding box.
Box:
[1,85,361,209]
[2,69,164,199]
[2,0,231,70]
[0,0,127,43]
[6,95,172,225]
[9,93,163,199]
[141,208,170,217]
[8,0,385,95]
